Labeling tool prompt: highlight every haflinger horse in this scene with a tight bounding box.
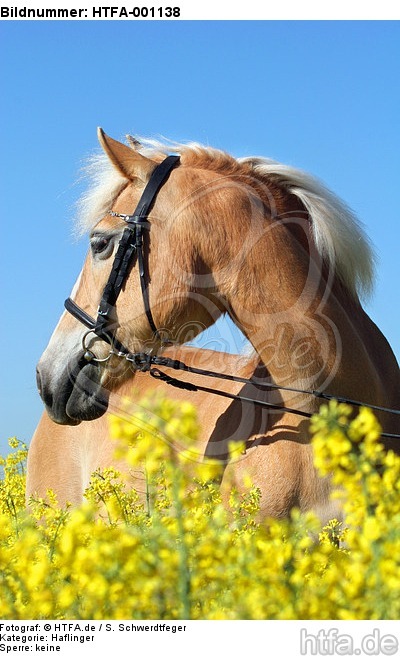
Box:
[32,129,400,521]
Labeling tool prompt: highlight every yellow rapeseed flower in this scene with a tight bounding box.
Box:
[1,399,399,619]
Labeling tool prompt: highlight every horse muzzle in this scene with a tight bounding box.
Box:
[36,354,110,425]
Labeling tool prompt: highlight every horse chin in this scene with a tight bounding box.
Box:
[64,363,110,423]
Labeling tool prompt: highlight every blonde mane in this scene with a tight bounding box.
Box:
[75,137,375,300]
[75,153,127,239]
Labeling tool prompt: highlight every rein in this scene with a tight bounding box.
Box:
[64,156,400,440]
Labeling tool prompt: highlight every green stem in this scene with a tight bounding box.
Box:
[172,472,191,619]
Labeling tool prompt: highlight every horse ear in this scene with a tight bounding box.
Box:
[126,134,141,150]
[97,127,155,181]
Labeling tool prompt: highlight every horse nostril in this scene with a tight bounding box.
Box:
[36,366,43,396]
[36,365,53,408]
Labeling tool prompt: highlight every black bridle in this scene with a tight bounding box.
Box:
[65,154,180,360]
[64,155,400,439]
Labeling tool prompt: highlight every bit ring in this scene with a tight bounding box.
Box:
[82,329,114,363]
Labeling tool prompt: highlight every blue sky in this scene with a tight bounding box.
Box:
[1,21,399,453]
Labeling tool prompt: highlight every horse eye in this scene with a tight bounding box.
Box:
[91,235,113,258]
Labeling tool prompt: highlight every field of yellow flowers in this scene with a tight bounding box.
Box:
[1,397,399,620]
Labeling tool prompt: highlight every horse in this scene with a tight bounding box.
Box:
[34,129,400,520]
[28,345,269,507]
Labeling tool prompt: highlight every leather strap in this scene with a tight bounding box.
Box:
[94,226,139,336]
[64,297,130,357]
[94,155,180,340]
[125,155,180,225]
[136,223,159,336]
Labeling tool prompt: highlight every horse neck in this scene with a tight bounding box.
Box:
[209,197,385,410]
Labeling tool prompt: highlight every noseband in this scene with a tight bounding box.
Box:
[64,154,180,368]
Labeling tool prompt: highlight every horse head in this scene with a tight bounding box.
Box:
[36,130,237,424]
